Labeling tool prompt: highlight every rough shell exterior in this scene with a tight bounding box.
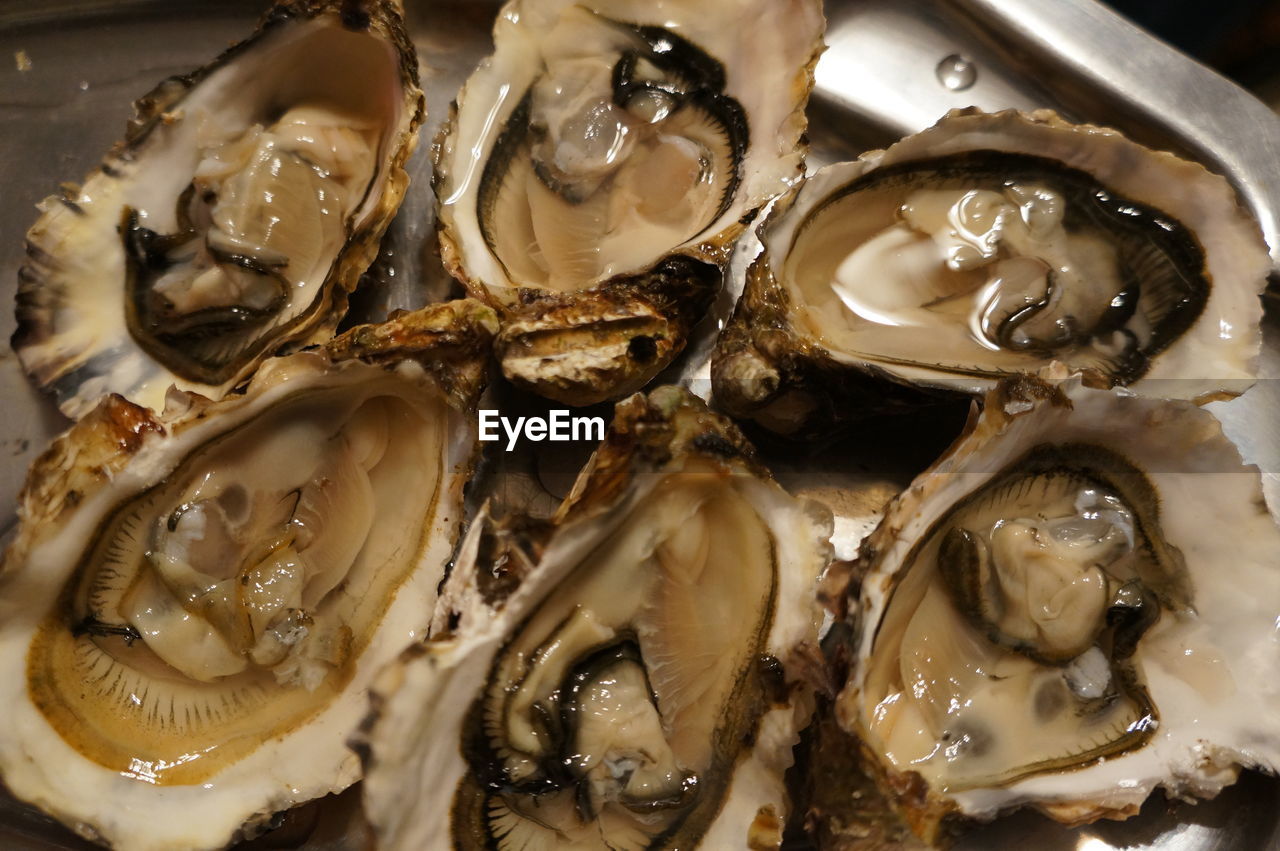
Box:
[433,0,826,406]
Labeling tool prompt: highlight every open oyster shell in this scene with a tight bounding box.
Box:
[435,0,825,405]
[712,109,1271,436]
[355,386,832,850]
[14,0,425,419]
[830,375,1280,843]
[0,300,497,850]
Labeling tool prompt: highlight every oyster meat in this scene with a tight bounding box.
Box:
[0,300,497,850]
[713,109,1270,436]
[833,375,1280,841]
[436,0,825,405]
[14,0,424,418]
[355,386,832,849]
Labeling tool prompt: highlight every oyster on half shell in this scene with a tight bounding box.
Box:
[355,386,833,850]
[435,0,825,405]
[831,375,1280,843]
[712,109,1270,436]
[0,300,496,850]
[14,0,424,418]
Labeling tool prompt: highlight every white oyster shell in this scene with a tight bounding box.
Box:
[14,0,424,419]
[837,375,1280,838]
[0,300,496,850]
[438,0,823,295]
[434,0,825,405]
[713,109,1271,435]
[356,386,832,850]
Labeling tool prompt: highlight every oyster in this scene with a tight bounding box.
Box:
[435,0,825,405]
[0,300,497,850]
[712,109,1271,436]
[14,0,424,419]
[832,375,1280,842]
[355,386,832,849]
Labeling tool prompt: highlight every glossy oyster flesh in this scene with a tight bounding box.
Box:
[356,386,832,850]
[0,300,497,850]
[14,0,424,418]
[436,0,825,405]
[833,376,1280,841]
[713,109,1270,436]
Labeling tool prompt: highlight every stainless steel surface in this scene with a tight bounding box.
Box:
[810,0,1280,275]
[1,0,1278,848]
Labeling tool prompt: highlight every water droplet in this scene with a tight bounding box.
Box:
[935,54,976,92]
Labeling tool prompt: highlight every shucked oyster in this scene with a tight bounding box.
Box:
[831,375,1280,842]
[436,0,825,405]
[14,0,424,418]
[0,300,496,850]
[355,386,832,849]
[713,109,1270,436]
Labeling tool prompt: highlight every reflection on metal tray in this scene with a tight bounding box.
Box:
[0,0,1277,848]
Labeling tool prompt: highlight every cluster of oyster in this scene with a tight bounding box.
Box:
[2,0,1278,849]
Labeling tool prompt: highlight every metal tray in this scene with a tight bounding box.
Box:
[1,0,1278,847]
